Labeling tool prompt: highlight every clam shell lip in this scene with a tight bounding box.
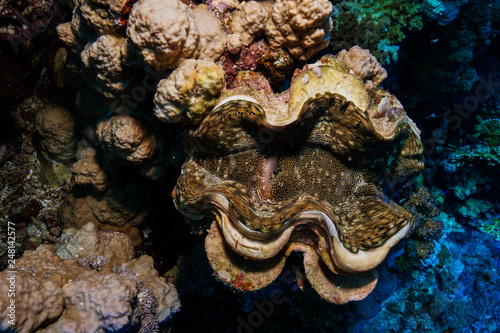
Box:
[213,65,370,127]
[210,193,410,273]
[289,64,370,116]
[212,95,260,112]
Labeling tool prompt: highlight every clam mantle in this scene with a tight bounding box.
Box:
[173,56,424,303]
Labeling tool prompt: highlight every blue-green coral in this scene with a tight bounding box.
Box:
[480,218,500,241]
[450,148,500,167]
[330,0,423,64]
[359,0,424,43]
[481,118,500,146]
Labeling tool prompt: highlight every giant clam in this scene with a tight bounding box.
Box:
[173,56,424,303]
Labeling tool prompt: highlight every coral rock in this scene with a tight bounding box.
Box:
[59,180,150,246]
[16,244,86,287]
[92,0,129,12]
[126,0,198,70]
[192,4,227,62]
[57,4,101,53]
[80,0,117,36]
[44,271,138,333]
[55,222,135,267]
[125,255,182,323]
[80,33,130,98]
[71,139,112,192]
[227,33,243,55]
[0,223,181,332]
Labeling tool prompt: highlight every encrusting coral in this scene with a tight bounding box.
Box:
[153,59,226,126]
[336,46,388,88]
[0,223,180,333]
[230,1,269,46]
[126,0,226,70]
[266,0,333,61]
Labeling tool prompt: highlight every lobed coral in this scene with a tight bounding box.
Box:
[336,46,388,88]
[35,103,77,164]
[55,222,135,266]
[0,223,180,332]
[97,114,159,165]
[265,0,333,61]
[126,0,226,70]
[80,33,130,98]
[230,1,269,46]
[153,59,226,126]
[0,271,64,333]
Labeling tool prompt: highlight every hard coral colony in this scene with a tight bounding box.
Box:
[0,0,429,331]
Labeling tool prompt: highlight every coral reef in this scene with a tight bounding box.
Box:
[422,0,469,25]
[1,0,498,331]
[1,96,70,271]
[407,0,497,95]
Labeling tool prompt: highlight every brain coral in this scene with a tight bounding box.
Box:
[173,55,424,302]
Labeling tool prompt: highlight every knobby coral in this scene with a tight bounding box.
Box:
[266,0,333,61]
[0,223,180,333]
[126,0,226,70]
